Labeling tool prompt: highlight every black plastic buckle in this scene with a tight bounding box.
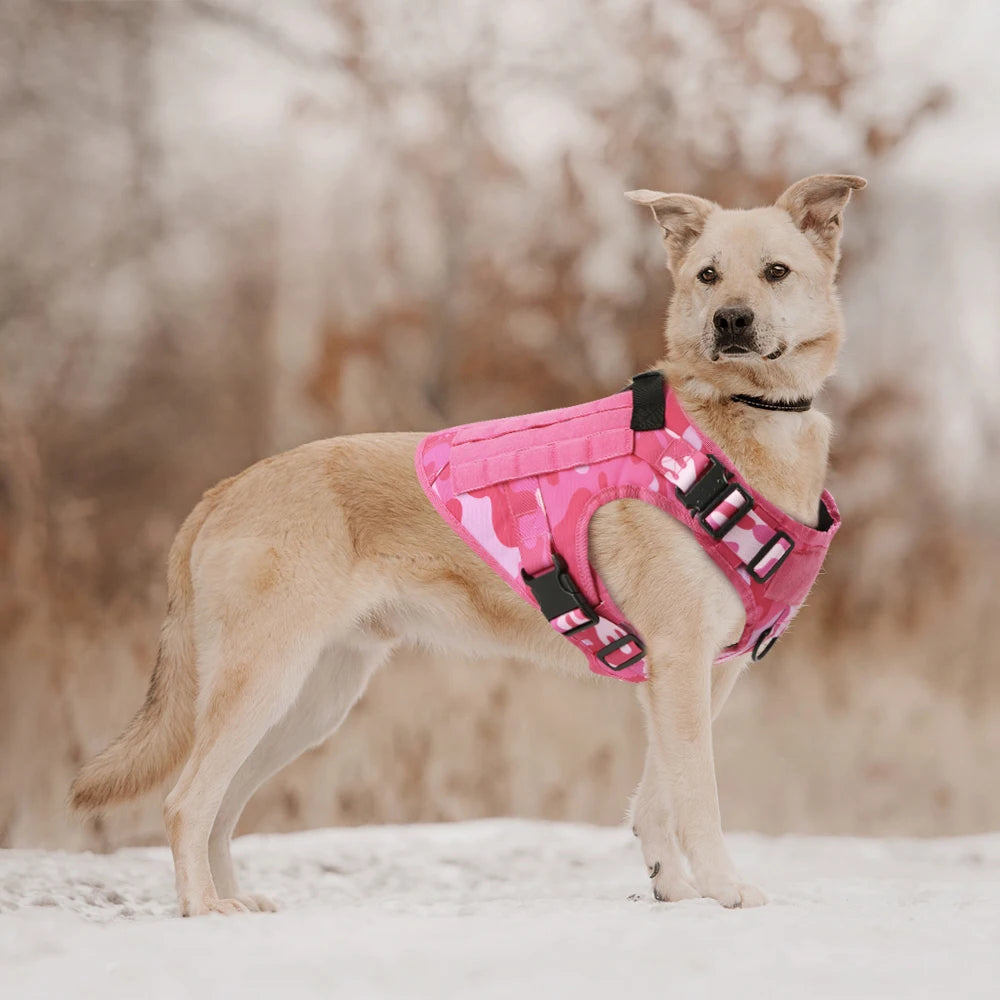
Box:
[521,554,598,636]
[675,455,730,513]
[596,633,646,671]
[751,626,779,662]
[747,531,794,583]
[675,455,753,540]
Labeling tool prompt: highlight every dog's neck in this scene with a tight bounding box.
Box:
[664,368,832,527]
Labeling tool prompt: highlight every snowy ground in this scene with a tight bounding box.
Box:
[2,820,998,999]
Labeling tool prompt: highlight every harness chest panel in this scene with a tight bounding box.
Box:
[415,374,839,682]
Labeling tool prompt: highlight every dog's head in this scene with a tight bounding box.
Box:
[628,174,866,399]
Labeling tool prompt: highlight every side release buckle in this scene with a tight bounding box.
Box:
[521,554,598,636]
[675,454,754,540]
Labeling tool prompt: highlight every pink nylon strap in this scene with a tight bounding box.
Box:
[451,421,632,493]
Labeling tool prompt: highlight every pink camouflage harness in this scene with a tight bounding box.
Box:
[415,372,839,683]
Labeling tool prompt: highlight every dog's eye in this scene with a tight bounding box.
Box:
[697,266,718,285]
[764,263,790,282]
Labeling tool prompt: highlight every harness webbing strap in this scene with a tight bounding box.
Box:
[629,371,666,431]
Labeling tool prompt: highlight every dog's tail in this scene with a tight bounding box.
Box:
[69,489,219,813]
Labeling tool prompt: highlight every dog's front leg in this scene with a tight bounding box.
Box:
[630,748,699,902]
[639,647,766,908]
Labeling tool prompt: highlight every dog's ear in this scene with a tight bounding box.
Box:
[626,189,717,270]
[776,174,867,263]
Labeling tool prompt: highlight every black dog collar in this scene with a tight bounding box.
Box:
[730,393,813,413]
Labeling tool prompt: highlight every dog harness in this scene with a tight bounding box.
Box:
[415,372,839,683]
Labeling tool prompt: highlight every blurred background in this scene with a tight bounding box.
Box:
[2,0,998,851]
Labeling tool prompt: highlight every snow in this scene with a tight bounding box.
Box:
[2,820,998,998]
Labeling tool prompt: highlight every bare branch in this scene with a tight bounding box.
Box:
[180,1,346,74]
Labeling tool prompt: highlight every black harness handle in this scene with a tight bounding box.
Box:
[629,371,666,431]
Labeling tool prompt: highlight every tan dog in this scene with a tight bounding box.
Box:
[71,174,866,916]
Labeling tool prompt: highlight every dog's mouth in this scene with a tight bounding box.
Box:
[717,345,754,359]
[709,344,786,362]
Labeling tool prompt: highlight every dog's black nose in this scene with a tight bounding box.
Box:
[713,306,755,339]
[712,306,756,355]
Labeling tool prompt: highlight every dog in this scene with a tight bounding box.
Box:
[71,174,866,915]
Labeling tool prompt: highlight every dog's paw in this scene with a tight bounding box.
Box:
[199,897,252,916]
[237,893,278,913]
[700,880,767,909]
[650,863,700,904]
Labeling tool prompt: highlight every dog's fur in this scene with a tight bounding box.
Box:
[71,174,865,915]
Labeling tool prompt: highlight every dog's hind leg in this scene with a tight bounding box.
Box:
[208,641,389,910]
[163,621,332,917]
